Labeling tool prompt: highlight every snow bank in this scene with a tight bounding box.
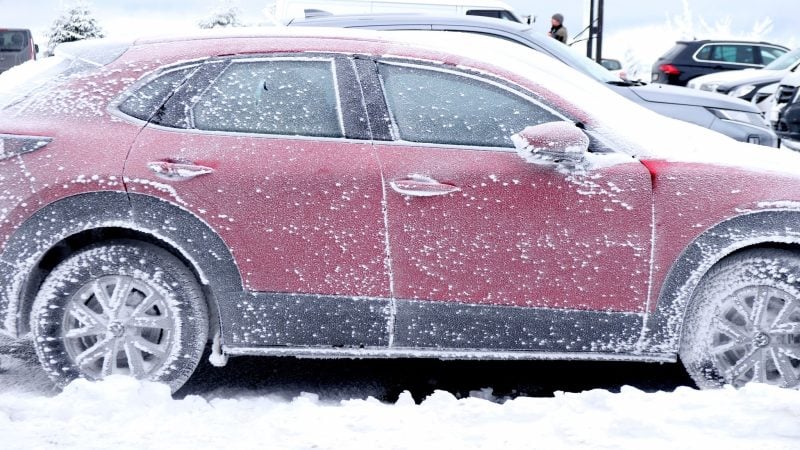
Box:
[0,376,798,449]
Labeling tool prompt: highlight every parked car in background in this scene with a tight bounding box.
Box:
[0,29,37,74]
[652,40,789,86]
[3,29,800,394]
[688,48,800,101]
[601,58,626,80]
[771,72,800,150]
[752,82,779,114]
[293,15,777,146]
[270,0,524,23]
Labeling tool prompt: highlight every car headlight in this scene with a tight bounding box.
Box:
[728,84,756,98]
[701,83,720,92]
[708,108,768,127]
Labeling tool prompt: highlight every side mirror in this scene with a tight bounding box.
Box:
[511,122,589,167]
[34,44,40,54]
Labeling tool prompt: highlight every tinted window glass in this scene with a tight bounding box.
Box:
[466,9,517,21]
[709,45,754,64]
[193,59,343,137]
[0,30,29,51]
[760,46,787,65]
[379,63,558,148]
[119,66,197,122]
[694,45,711,60]
[601,59,622,70]
[663,43,688,60]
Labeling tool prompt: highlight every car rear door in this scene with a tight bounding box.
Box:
[363,59,655,353]
[121,54,391,349]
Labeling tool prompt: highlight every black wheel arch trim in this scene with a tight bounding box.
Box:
[641,208,800,354]
[0,190,243,337]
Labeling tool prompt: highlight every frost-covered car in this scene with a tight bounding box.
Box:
[2,29,800,393]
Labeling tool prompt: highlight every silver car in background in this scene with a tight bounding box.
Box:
[0,29,37,74]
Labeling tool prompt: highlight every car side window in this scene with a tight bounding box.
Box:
[695,45,712,60]
[379,63,559,148]
[760,47,786,65]
[192,59,344,138]
[708,45,754,64]
[118,65,198,123]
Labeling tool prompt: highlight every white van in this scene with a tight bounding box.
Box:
[271,0,524,24]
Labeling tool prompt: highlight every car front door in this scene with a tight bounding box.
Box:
[366,60,655,353]
[122,55,391,349]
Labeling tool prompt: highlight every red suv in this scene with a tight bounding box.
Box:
[1,30,800,392]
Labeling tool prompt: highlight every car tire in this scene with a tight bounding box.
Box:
[680,248,800,389]
[31,239,208,393]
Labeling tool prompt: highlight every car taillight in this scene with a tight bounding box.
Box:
[659,64,681,76]
[0,134,52,161]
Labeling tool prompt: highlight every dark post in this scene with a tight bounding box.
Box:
[586,0,595,59]
[595,0,605,63]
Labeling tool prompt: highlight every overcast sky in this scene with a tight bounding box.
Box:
[1,0,796,59]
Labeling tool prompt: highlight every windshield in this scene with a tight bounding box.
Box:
[764,48,800,70]
[521,28,620,83]
[0,30,29,52]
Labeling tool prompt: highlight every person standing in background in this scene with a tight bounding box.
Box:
[549,13,568,44]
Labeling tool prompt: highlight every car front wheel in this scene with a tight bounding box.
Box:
[31,240,208,393]
[681,249,800,389]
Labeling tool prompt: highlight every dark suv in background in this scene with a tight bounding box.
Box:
[653,40,788,86]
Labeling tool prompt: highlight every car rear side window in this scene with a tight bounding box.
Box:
[118,66,198,123]
[192,59,343,138]
[695,45,712,61]
[379,63,558,148]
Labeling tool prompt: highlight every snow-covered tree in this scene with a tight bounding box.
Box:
[46,1,105,55]
[199,5,243,29]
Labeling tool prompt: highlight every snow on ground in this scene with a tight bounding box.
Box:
[0,375,798,450]
[1,339,799,450]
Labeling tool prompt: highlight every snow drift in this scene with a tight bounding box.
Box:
[0,376,798,449]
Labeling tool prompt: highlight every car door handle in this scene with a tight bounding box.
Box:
[389,174,461,197]
[147,161,214,181]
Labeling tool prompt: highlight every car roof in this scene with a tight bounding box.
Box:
[676,39,789,49]
[290,13,532,31]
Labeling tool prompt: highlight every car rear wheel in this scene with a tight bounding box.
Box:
[31,240,208,393]
[680,249,800,389]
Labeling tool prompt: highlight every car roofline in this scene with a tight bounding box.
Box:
[130,26,411,46]
[675,39,789,49]
[289,13,532,31]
